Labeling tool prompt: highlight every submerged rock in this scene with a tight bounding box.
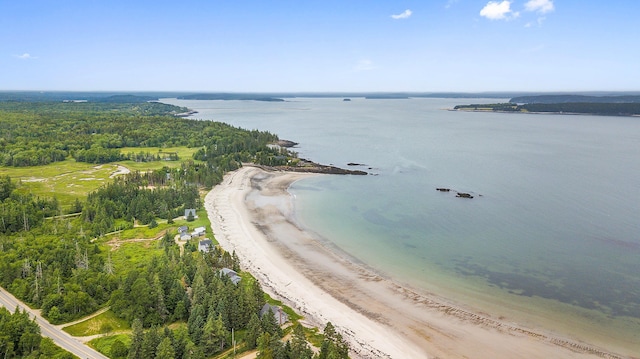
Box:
[456,192,474,199]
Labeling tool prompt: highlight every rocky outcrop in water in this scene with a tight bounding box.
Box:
[276,140,299,148]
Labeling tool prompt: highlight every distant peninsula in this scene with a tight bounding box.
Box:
[177,93,285,102]
[454,95,640,116]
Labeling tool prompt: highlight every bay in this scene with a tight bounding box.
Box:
[162,97,640,352]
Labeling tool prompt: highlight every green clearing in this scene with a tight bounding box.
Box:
[63,310,130,337]
[88,333,131,358]
[105,239,165,273]
[119,146,204,171]
[0,159,115,210]
[0,146,200,211]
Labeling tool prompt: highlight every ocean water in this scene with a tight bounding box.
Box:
[163,97,640,352]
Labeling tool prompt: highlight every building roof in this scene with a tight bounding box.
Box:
[185,208,198,218]
[198,239,213,252]
[260,303,289,326]
[220,268,241,285]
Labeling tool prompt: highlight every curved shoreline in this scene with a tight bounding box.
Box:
[205,166,627,359]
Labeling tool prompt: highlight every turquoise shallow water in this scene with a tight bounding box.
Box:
[163,97,640,351]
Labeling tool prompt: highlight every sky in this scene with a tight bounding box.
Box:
[1,0,639,92]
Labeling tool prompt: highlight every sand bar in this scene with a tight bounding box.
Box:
[205,166,628,359]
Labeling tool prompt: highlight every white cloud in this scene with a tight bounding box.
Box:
[354,59,377,71]
[14,53,37,60]
[480,1,519,20]
[525,0,554,13]
[391,9,412,20]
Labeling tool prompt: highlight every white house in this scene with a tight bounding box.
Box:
[192,226,206,237]
[198,239,213,252]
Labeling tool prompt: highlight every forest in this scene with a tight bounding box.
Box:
[453,102,640,116]
[0,101,349,358]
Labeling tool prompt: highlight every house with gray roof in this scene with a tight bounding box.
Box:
[184,208,198,219]
[198,239,212,252]
[220,268,241,285]
[260,303,289,326]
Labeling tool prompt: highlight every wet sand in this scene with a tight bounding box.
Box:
[205,166,628,359]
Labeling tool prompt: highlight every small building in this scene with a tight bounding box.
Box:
[220,268,241,285]
[177,225,188,234]
[192,226,206,237]
[185,208,198,219]
[198,239,213,252]
[260,304,289,326]
[180,232,192,241]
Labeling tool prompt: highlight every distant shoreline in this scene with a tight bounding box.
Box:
[452,102,640,117]
[452,107,640,117]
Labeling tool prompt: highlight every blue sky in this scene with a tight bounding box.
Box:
[1,0,638,92]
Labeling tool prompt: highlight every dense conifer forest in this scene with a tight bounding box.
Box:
[0,100,349,358]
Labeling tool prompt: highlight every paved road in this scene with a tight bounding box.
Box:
[0,286,109,359]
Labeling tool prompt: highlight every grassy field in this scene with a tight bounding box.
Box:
[0,146,201,211]
[0,159,117,210]
[63,310,130,337]
[89,333,131,358]
[105,238,166,273]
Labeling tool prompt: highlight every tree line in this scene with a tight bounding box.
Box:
[0,101,280,167]
[0,307,73,358]
[453,102,640,116]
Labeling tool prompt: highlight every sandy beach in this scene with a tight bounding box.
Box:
[205,166,628,359]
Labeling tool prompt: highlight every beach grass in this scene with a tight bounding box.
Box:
[63,310,130,337]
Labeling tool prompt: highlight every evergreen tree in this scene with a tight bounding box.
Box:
[202,313,229,354]
[187,304,205,345]
[256,332,273,359]
[155,337,175,359]
[289,323,313,359]
[318,322,349,359]
[127,318,144,359]
[261,308,282,339]
[141,325,161,359]
[111,339,128,359]
[183,341,205,359]
[245,313,262,350]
